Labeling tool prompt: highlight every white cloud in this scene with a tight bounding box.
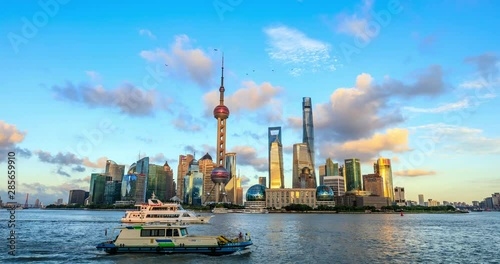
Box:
[139,29,157,39]
[404,98,471,113]
[203,81,283,122]
[264,25,336,75]
[336,0,374,41]
[139,35,214,87]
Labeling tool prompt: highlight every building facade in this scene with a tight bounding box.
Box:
[258,177,266,186]
[344,158,362,192]
[394,186,405,205]
[68,189,86,205]
[105,160,125,182]
[269,127,285,189]
[302,97,317,188]
[183,159,204,205]
[323,176,345,197]
[363,174,384,196]
[177,154,194,200]
[292,143,314,188]
[89,173,112,204]
[265,188,317,209]
[374,158,394,202]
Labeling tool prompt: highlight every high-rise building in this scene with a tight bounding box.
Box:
[34,198,40,208]
[199,153,215,203]
[104,180,122,205]
[374,158,394,202]
[258,177,266,186]
[134,157,149,203]
[207,56,231,203]
[318,164,326,186]
[362,174,384,196]
[89,173,112,204]
[183,158,204,205]
[325,158,339,176]
[323,176,345,197]
[268,127,284,189]
[225,153,239,203]
[177,154,194,200]
[418,194,424,206]
[344,158,362,192]
[163,161,175,201]
[302,97,317,188]
[394,187,405,204]
[292,143,314,188]
[146,164,169,202]
[105,160,125,182]
[68,189,86,205]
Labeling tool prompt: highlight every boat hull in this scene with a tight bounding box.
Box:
[96,241,252,256]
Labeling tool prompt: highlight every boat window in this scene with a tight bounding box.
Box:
[140,229,166,237]
[183,213,190,217]
[166,229,172,236]
[173,229,179,237]
[180,228,187,236]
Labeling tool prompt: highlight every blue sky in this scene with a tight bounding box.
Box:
[1,0,498,205]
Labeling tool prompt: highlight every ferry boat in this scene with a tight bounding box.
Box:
[96,223,253,255]
[243,208,269,214]
[121,194,213,224]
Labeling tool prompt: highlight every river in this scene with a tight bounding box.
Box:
[1,209,499,263]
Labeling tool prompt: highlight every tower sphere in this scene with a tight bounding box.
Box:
[213,105,230,119]
[211,166,230,184]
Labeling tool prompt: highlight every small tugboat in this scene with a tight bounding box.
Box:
[96,223,252,255]
[121,193,213,224]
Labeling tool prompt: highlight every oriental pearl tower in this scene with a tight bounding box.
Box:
[210,55,230,203]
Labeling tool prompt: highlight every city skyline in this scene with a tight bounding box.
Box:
[1,1,499,205]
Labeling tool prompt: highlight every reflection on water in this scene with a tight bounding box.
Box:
[1,210,499,263]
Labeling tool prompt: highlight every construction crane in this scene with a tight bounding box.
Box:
[24,193,29,209]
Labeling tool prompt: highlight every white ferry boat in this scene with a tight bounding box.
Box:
[243,207,269,214]
[121,194,213,224]
[96,223,252,255]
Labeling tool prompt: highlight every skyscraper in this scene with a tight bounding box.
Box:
[363,174,384,196]
[269,127,284,189]
[183,158,204,205]
[344,158,362,192]
[89,173,112,204]
[199,153,215,203]
[418,194,424,206]
[325,158,339,176]
[177,154,194,200]
[302,97,317,188]
[323,176,345,197]
[68,189,86,205]
[224,153,239,203]
[292,143,314,188]
[105,160,125,182]
[163,161,175,201]
[208,55,230,203]
[134,157,149,203]
[374,158,394,202]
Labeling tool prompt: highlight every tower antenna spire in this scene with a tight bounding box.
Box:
[219,53,225,105]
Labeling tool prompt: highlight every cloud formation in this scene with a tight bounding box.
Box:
[264,25,336,75]
[464,52,498,81]
[139,29,157,39]
[319,128,410,162]
[172,112,203,132]
[394,169,436,177]
[35,150,108,170]
[404,98,472,113]
[414,123,500,155]
[335,0,374,41]
[0,121,30,161]
[289,66,446,143]
[203,81,283,122]
[52,82,170,116]
[140,35,214,87]
[230,145,267,172]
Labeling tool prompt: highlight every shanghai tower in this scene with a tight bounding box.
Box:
[302,97,317,187]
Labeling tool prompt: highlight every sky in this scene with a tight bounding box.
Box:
[1,0,499,205]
